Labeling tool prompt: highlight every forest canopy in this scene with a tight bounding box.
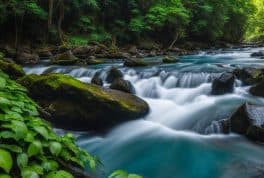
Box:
[0,0,263,47]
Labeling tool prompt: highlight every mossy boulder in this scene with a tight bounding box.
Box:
[18,73,149,131]
[233,68,264,85]
[50,51,78,65]
[0,60,25,79]
[162,56,179,63]
[124,58,147,67]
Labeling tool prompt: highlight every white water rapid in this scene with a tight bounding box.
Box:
[24,47,264,178]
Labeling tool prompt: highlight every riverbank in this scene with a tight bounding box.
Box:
[1,41,262,66]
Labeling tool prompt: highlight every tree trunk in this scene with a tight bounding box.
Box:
[58,0,65,43]
[169,33,179,49]
[48,0,54,29]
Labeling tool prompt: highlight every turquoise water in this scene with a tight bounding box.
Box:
[24,47,264,178]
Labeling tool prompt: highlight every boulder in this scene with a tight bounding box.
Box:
[50,51,78,65]
[251,50,264,57]
[124,58,147,67]
[106,67,123,83]
[249,80,264,97]
[162,56,179,63]
[128,46,138,54]
[91,72,103,86]
[110,78,136,94]
[72,46,93,58]
[211,73,235,95]
[230,103,264,142]
[18,74,149,131]
[233,68,264,85]
[86,57,104,65]
[37,49,53,58]
[16,52,39,64]
[2,46,16,58]
[0,60,25,79]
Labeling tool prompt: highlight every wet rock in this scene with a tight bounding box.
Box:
[211,73,235,95]
[2,46,16,58]
[72,45,93,58]
[110,78,136,94]
[251,50,264,57]
[16,52,39,64]
[230,103,264,142]
[162,56,179,63]
[91,72,103,86]
[106,67,123,83]
[128,46,138,54]
[37,49,53,58]
[0,60,25,79]
[50,51,78,65]
[86,56,104,65]
[58,45,71,53]
[233,68,264,85]
[124,58,147,67]
[250,80,264,97]
[18,73,149,131]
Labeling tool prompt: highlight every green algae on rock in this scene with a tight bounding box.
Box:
[0,60,25,79]
[18,73,149,131]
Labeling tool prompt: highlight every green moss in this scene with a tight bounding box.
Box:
[0,60,25,79]
[18,73,149,118]
[162,56,179,63]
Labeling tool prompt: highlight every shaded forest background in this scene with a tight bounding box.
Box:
[0,0,263,47]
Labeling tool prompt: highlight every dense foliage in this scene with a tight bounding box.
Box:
[0,70,99,177]
[0,0,259,46]
[246,0,264,42]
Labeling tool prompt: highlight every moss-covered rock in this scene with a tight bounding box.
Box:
[0,60,25,79]
[124,58,147,67]
[18,73,149,131]
[50,51,78,65]
[233,68,264,85]
[86,58,104,65]
[162,56,179,63]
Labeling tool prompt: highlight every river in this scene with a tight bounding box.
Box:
[24,47,264,178]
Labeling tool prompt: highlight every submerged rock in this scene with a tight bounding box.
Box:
[162,56,179,63]
[106,67,123,83]
[230,103,264,142]
[50,51,78,65]
[233,68,264,85]
[251,50,264,57]
[124,58,147,67]
[110,78,136,94]
[211,73,235,95]
[18,73,149,131]
[0,60,25,79]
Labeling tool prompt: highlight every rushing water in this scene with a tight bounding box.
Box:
[24,47,264,178]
